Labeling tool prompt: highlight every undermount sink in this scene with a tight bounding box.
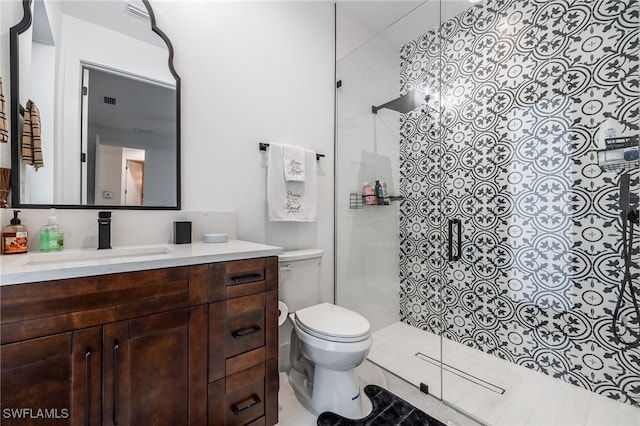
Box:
[26,245,175,265]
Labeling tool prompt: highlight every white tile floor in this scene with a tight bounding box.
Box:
[366,322,640,426]
[277,371,318,426]
[277,358,482,426]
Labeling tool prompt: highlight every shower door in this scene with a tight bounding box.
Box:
[335,0,449,402]
[336,0,640,424]
[427,0,640,423]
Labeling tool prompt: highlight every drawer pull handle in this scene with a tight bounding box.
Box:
[231,394,261,415]
[232,325,262,339]
[230,273,263,284]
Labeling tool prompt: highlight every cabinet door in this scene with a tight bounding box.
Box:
[0,327,102,426]
[103,309,190,426]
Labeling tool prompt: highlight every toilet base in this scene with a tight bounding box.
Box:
[289,364,364,419]
[288,368,315,414]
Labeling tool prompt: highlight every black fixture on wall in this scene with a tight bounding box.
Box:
[371,89,430,114]
[613,172,639,348]
[258,142,325,161]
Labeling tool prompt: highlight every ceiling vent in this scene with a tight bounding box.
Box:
[124,1,150,21]
[103,96,117,106]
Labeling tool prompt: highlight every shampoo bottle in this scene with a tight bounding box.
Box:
[2,210,28,255]
[375,180,384,205]
[40,210,64,252]
[382,182,390,205]
[363,182,377,205]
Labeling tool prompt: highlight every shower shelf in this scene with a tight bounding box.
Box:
[349,192,404,209]
[596,135,639,173]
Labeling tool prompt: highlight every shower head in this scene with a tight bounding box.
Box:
[372,89,430,114]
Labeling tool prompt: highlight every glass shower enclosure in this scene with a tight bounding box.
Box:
[335,0,639,424]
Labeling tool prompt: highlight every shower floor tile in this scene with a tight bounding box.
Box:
[367,322,640,426]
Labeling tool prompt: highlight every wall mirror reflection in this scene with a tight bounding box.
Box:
[10,0,180,209]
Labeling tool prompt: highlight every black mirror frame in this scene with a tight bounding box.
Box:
[9,0,181,210]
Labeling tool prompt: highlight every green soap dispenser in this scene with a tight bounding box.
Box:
[40,211,64,252]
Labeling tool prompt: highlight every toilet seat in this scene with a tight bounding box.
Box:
[294,303,370,343]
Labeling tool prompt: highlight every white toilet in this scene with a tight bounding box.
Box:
[279,249,372,419]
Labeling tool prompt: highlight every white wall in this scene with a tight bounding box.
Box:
[151,1,336,303]
[336,1,423,60]
[25,41,55,204]
[1,0,336,304]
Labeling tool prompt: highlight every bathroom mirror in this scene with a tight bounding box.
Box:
[9,0,181,209]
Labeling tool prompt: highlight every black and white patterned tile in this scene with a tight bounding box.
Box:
[398,0,639,407]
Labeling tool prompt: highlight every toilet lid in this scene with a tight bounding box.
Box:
[294,303,370,342]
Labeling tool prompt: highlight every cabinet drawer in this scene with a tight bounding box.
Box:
[209,258,268,301]
[225,294,265,358]
[226,379,265,426]
[226,347,265,376]
[209,364,266,426]
[226,259,266,287]
[1,267,190,344]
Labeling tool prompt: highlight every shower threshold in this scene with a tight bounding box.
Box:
[367,321,639,426]
[414,352,505,395]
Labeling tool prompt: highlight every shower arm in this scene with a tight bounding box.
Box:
[372,90,430,114]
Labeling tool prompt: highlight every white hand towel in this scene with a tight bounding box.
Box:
[267,144,317,222]
[283,144,306,181]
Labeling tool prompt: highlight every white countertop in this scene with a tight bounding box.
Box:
[0,240,284,286]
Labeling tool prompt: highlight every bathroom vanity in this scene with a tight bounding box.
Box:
[0,241,282,426]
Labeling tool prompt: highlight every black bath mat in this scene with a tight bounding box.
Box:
[317,384,446,426]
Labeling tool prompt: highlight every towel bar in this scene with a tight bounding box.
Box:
[259,142,325,161]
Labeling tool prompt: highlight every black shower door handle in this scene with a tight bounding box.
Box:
[448,218,462,262]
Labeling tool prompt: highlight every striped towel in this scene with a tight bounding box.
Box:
[0,77,8,143]
[22,99,44,170]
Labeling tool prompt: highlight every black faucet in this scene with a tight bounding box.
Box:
[98,211,112,249]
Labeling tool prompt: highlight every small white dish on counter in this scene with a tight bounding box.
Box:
[203,233,228,243]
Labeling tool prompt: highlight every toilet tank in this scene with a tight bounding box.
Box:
[279,249,324,312]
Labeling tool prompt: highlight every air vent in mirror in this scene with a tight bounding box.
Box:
[124,1,150,21]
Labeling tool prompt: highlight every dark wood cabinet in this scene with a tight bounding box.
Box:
[207,257,279,426]
[0,255,278,426]
[1,327,102,426]
[103,309,191,426]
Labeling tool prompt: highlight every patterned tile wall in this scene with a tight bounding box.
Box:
[398,0,640,406]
